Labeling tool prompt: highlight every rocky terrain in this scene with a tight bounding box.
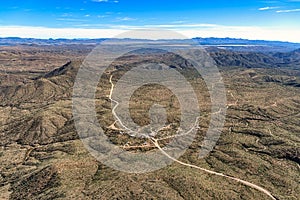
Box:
[0,43,299,200]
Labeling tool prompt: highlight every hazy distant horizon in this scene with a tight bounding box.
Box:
[1,0,300,42]
[1,34,300,44]
[0,26,300,43]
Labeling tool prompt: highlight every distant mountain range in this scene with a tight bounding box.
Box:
[1,37,300,52]
[194,37,300,52]
[0,37,107,46]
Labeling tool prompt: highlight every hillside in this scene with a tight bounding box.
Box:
[0,45,299,200]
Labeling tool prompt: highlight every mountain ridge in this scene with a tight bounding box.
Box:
[1,37,300,52]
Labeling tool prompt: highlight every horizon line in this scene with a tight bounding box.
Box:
[0,25,300,43]
[0,36,299,44]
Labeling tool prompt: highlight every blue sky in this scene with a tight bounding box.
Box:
[0,0,300,41]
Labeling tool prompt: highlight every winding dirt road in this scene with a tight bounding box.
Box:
[108,74,277,200]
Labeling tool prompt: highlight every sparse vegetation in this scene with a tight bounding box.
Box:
[0,43,299,200]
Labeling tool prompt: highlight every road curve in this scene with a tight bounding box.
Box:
[108,74,277,200]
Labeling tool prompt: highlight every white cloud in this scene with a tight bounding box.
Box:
[92,0,119,3]
[276,8,300,13]
[97,15,108,18]
[109,23,218,29]
[61,13,73,17]
[116,17,136,21]
[56,18,88,22]
[171,20,188,24]
[0,26,124,39]
[158,24,218,28]
[0,25,300,42]
[258,6,278,11]
[92,0,109,2]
